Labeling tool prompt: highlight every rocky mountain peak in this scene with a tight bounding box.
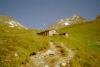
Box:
[48,14,87,30]
[70,14,86,21]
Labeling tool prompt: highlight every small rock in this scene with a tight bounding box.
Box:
[61,62,66,67]
[45,64,49,67]
[14,52,19,57]
[46,49,55,55]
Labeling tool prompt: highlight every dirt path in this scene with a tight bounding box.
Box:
[54,43,75,67]
[29,41,75,67]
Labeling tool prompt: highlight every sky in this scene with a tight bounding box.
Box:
[0,0,100,29]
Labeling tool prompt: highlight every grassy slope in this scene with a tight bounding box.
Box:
[0,18,100,67]
[0,25,50,67]
[56,19,100,67]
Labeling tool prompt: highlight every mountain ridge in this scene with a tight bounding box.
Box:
[48,14,87,30]
[0,16,27,29]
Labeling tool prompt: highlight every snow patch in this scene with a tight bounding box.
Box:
[8,21,17,27]
[9,22,14,26]
[64,22,70,26]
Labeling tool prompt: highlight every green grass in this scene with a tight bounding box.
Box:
[0,25,50,67]
[0,17,100,67]
[57,19,100,67]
